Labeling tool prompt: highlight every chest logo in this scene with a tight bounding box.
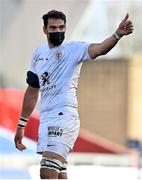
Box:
[40,72,50,86]
[55,51,62,60]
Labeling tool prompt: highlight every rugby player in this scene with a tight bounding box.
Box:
[14,10,133,179]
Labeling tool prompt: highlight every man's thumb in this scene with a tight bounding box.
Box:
[123,13,129,22]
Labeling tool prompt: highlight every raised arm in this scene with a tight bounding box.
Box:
[14,85,39,151]
[88,13,133,59]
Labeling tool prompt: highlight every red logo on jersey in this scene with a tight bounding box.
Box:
[55,51,62,60]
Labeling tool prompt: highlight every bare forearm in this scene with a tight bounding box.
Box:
[21,86,39,119]
[99,35,118,55]
[15,86,39,150]
[89,35,118,58]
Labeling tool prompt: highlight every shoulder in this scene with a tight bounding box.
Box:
[63,41,90,50]
[63,41,90,48]
[33,44,48,55]
[31,44,48,62]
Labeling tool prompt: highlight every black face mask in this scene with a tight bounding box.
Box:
[48,32,65,46]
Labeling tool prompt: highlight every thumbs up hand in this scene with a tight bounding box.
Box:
[117,13,134,36]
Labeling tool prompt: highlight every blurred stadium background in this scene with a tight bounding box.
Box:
[1,0,142,179]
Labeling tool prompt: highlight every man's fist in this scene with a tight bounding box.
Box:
[14,127,26,151]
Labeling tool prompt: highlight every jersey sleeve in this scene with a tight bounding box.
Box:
[26,71,40,88]
[29,50,38,74]
[73,42,92,63]
[26,49,40,88]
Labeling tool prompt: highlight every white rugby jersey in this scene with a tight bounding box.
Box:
[29,41,91,119]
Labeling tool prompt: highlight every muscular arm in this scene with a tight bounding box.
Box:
[88,36,117,59]
[14,85,39,151]
[21,85,39,118]
[88,13,133,59]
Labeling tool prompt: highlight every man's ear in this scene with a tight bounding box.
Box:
[43,26,47,35]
